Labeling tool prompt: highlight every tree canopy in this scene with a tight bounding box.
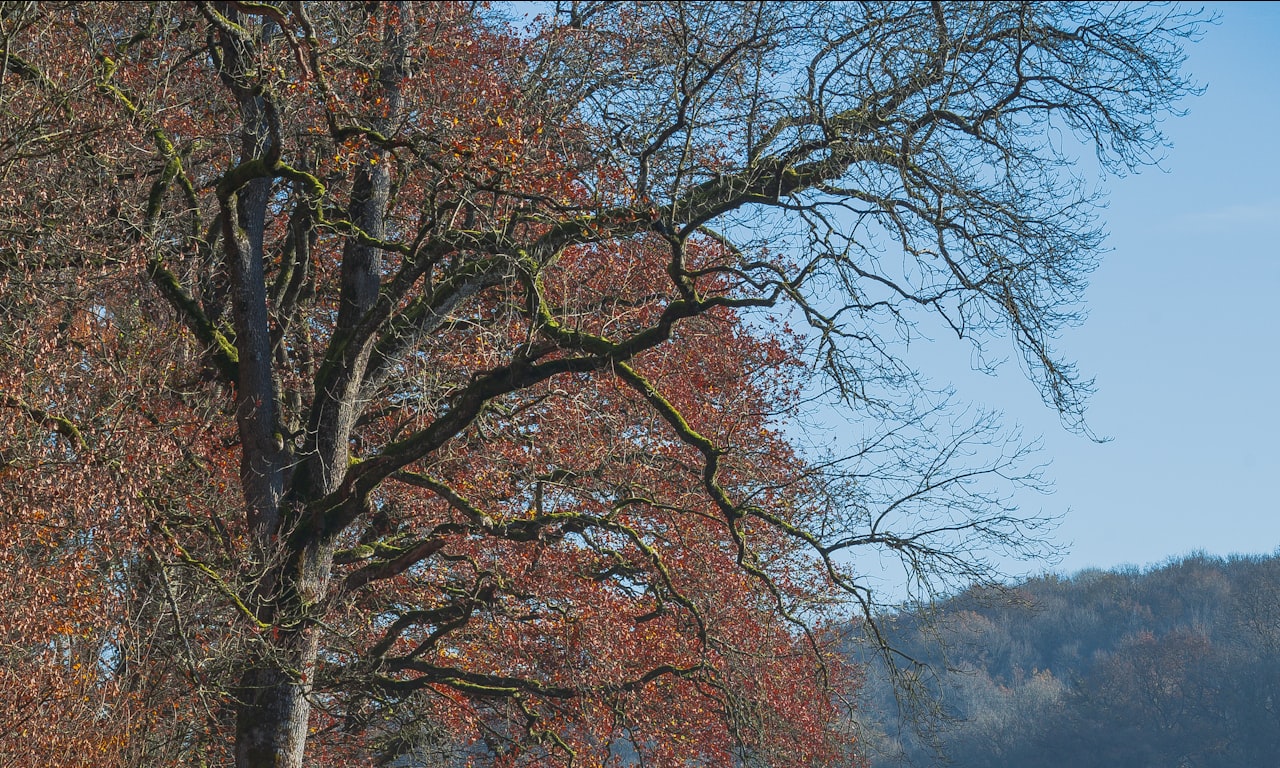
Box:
[0,2,1200,766]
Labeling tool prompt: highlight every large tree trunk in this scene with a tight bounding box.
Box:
[216,5,408,764]
[234,629,319,768]
[207,9,318,767]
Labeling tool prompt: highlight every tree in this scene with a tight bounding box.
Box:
[0,2,1200,766]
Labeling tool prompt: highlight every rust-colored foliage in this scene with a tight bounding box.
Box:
[0,2,1198,766]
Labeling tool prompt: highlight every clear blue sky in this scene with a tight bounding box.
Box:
[939,2,1280,578]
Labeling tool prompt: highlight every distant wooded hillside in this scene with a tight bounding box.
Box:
[853,553,1280,768]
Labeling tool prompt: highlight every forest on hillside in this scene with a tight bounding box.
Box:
[853,553,1280,768]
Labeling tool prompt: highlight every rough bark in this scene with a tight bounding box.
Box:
[221,6,411,766]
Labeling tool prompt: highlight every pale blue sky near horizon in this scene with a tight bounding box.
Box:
[930,1,1280,581]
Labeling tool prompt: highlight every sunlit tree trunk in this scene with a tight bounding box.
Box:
[213,4,409,764]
